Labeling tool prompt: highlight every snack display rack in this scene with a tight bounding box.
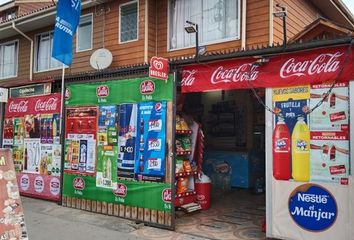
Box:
[175,115,204,212]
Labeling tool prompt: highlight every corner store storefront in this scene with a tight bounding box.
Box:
[181,43,354,239]
[3,42,354,238]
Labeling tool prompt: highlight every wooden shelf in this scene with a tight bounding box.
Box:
[176,130,192,135]
[176,150,192,156]
[175,171,198,177]
[175,190,196,198]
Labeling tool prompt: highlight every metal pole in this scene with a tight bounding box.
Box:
[58,64,65,205]
[195,24,199,59]
[282,8,287,46]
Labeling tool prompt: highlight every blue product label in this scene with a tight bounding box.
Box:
[135,101,166,181]
[275,100,308,133]
[98,105,117,127]
[288,184,337,231]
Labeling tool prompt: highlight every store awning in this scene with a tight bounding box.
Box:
[181,44,354,93]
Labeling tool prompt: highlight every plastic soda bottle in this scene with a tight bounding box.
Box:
[291,115,310,182]
[272,114,291,180]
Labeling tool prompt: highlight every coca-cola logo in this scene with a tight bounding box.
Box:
[211,64,259,84]
[96,85,109,98]
[35,98,58,112]
[162,188,171,202]
[280,52,342,78]
[113,183,127,197]
[65,88,70,99]
[140,80,155,94]
[181,70,197,86]
[8,100,28,113]
[73,177,85,190]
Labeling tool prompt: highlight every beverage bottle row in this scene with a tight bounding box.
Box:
[273,115,310,182]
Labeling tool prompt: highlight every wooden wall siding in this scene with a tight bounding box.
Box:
[246,0,269,47]
[273,0,319,44]
[148,0,157,59]
[17,3,52,16]
[155,0,270,59]
[0,0,148,87]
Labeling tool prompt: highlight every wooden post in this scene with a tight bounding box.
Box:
[165,102,173,184]
[91,201,97,212]
[86,200,91,211]
[113,204,120,216]
[101,202,108,214]
[108,203,113,215]
[131,206,138,219]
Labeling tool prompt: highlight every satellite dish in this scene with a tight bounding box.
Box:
[90,48,113,70]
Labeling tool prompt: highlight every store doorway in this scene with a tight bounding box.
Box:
[175,89,266,239]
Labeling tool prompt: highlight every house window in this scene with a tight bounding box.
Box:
[0,41,18,79]
[169,0,240,50]
[35,32,62,72]
[119,1,138,43]
[77,14,93,52]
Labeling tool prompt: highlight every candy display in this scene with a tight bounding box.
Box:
[176,115,190,131]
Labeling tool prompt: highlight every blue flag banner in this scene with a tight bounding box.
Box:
[52,0,81,66]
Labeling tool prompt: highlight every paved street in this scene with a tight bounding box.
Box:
[21,197,213,240]
[22,197,147,240]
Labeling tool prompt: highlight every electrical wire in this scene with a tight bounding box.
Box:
[247,42,353,117]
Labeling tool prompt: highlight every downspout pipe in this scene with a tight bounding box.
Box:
[12,21,34,81]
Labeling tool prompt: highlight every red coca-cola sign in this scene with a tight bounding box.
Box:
[5,93,61,117]
[113,183,127,197]
[181,46,354,92]
[162,188,171,202]
[8,100,28,113]
[96,85,109,98]
[280,52,342,79]
[73,177,85,190]
[149,56,169,81]
[140,80,155,94]
[35,97,59,111]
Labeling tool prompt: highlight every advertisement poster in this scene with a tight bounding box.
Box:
[309,83,349,183]
[309,83,349,132]
[23,138,41,173]
[135,101,166,182]
[3,119,14,146]
[96,146,118,189]
[272,86,310,182]
[3,93,62,201]
[12,146,24,173]
[272,84,350,184]
[0,149,28,240]
[117,103,138,179]
[65,134,96,174]
[97,105,117,146]
[63,76,173,228]
[13,118,25,146]
[24,114,41,139]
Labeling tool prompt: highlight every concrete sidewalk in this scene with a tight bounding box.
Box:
[21,197,211,240]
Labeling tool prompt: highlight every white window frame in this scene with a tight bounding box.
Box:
[76,13,93,53]
[119,0,139,44]
[0,40,19,80]
[167,0,241,52]
[34,31,63,73]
